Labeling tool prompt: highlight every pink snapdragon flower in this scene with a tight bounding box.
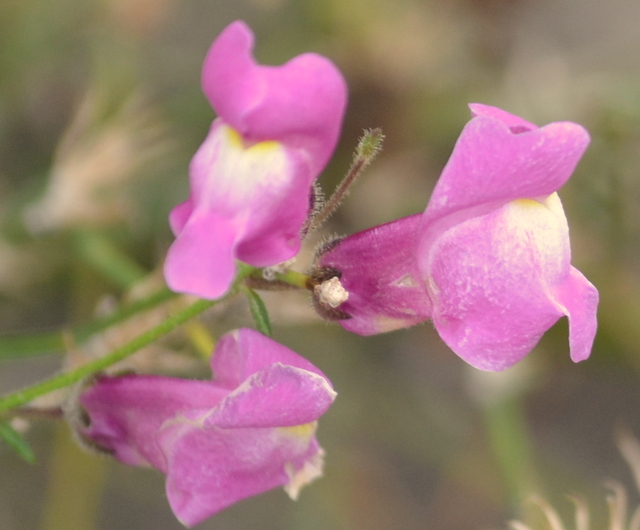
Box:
[316,104,598,371]
[164,21,347,299]
[79,328,336,526]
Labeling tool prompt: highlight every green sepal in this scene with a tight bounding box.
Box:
[0,421,36,463]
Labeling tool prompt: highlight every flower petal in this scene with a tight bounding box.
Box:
[201,20,347,172]
[423,198,572,371]
[204,363,336,429]
[163,210,237,299]
[165,110,324,298]
[164,21,347,299]
[186,121,310,270]
[79,375,226,469]
[468,103,537,133]
[168,199,194,236]
[315,214,432,335]
[233,148,314,267]
[552,266,599,362]
[210,328,332,388]
[421,112,590,244]
[159,417,323,527]
[79,329,336,526]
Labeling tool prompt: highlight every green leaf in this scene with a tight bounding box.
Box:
[0,421,36,463]
[245,289,272,337]
[0,287,176,360]
[72,229,147,290]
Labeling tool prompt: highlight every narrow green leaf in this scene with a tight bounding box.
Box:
[72,229,147,290]
[0,287,176,360]
[0,421,36,463]
[245,289,272,337]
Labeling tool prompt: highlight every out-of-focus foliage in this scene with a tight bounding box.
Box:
[1,0,640,529]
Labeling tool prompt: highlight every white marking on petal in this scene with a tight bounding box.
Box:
[391,273,420,288]
[200,125,290,212]
[284,447,325,500]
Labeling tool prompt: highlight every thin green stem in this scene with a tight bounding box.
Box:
[0,295,228,415]
[243,267,312,292]
[484,397,539,506]
[274,269,312,289]
[0,263,258,415]
[0,287,176,359]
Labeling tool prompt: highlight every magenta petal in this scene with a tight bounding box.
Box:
[160,421,322,527]
[553,266,599,362]
[80,375,226,469]
[313,104,597,369]
[163,211,237,299]
[421,115,590,234]
[168,199,194,236]
[414,107,597,369]
[186,121,307,272]
[316,214,431,335]
[228,189,308,271]
[201,21,347,171]
[233,149,312,267]
[211,328,331,389]
[468,103,537,133]
[205,363,335,429]
[423,198,573,371]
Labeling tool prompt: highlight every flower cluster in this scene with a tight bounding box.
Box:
[76,18,599,528]
[79,21,346,526]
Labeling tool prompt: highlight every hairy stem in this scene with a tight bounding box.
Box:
[306,128,384,234]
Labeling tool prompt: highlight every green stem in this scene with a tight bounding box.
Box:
[274,270,311,289]
[0,287,176,359]
[484,398,538,506]
[0,262,258,415]
[0,297,216,415]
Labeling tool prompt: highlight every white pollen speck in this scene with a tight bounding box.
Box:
[314,277,349,308]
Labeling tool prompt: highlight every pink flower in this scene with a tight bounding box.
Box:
[315,104,598,371]
[79,328,336,526]
[164,21,347,299]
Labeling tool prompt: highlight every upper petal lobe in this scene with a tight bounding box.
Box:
[201,20,347,172]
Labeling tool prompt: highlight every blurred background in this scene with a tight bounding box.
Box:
[1,0,640,528]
